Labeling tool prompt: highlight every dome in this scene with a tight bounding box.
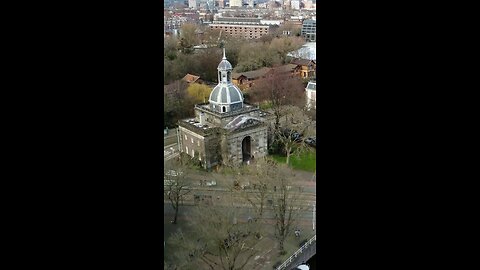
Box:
[209,47,244,113]
[217,47,232,70]
[218,59,232,70]
[209,84,243,104]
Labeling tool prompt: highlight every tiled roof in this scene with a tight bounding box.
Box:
[274,64,298,73]
[182,73,200,83]
[231,73,246,80]
[236,67,272,80]
[291,58,315,66]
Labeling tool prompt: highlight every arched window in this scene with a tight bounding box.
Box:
[222,72,227,82]
[222,106,226,113]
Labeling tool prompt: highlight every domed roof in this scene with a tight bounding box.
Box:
[209,84,243,104]
[218,59,232,70]
[217,48,232,70]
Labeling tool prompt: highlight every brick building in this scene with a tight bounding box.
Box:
[209,17,271,39]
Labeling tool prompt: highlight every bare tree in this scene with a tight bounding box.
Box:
[274,105,315,166]
[168,198,263,270]
[249,70,305,129]
[270,164,302,255]
[235,158,277,220]
[180,23,199,54]
[164,160,192,224]
[164,80,196,127]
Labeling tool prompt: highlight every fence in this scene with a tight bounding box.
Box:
[276,234,316,270]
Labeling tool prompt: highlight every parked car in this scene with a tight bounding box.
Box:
[281,128,303,142]
[164,179,176,186]
[304,137,316,148]
[205,180,217,187]
[294,264,310,270]
[165,170,183,177]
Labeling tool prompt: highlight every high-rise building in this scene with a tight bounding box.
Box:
[291,0,300,10]
[301,19,316,42]
[189,0,197,9]
[230,0,242,7]
[217,0,225,8]
[210,17,271,39]
[247,0,254,8]
[305,81,316,110]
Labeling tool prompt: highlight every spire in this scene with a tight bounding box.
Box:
[222,47,226,60]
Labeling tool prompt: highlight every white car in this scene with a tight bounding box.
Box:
[164,179,176,185]
[165,170,183,177]
[206,180,217,187]
[294,264,310,270]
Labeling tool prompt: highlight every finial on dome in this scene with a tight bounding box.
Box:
[222,47,226,60]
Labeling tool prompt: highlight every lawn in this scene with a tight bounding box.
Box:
[270,150,316,172]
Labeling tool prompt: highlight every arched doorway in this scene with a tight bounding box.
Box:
[242,136,252,163]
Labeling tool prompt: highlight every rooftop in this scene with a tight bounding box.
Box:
[287,42,316,61]
[291,58,315,66]
[182,73,201,83]
[232,67,272,80]
[306,81,316,91]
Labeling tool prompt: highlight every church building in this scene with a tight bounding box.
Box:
[178,49,271,169]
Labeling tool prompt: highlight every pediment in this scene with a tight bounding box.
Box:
[224,115,263,131]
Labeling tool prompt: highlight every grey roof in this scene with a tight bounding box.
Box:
[218,59,232,70]
[224,115,262,130]
[209,83,243,104]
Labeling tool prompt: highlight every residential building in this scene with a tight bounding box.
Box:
[305,81,316,110]
[290,58,316,79]
[232,64,300,89]
[301,19,316,42]
[291,0,300,10]
[232,67,273,88]
[209,17,271,39]
[230,0,242,7]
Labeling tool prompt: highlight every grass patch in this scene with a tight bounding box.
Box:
[270,150,316,172]
[259,101,273,110]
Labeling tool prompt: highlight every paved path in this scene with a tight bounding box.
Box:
[164,143,179,161]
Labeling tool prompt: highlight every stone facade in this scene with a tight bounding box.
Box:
[178,49,271,169]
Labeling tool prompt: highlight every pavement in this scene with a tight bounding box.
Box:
[164,143,179,161]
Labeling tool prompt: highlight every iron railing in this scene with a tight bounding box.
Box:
[276,234,316,270]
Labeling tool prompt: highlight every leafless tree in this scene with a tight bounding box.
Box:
[249,70,305,129]
[168,197,263,270]
[235,158,277,219]
[164,160,192,224]
[270,164,302,255]
[274,105,315,166]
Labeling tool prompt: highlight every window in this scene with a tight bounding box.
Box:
[191,149,194,157]
[185,135,187,140]
[191,138,193,143]
[222,106,226,113]
[186,146,189,154]
[197,140,200,146]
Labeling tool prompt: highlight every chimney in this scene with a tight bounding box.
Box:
[199,112,206,125]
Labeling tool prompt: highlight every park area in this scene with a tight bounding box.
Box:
[270,149,316,172]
